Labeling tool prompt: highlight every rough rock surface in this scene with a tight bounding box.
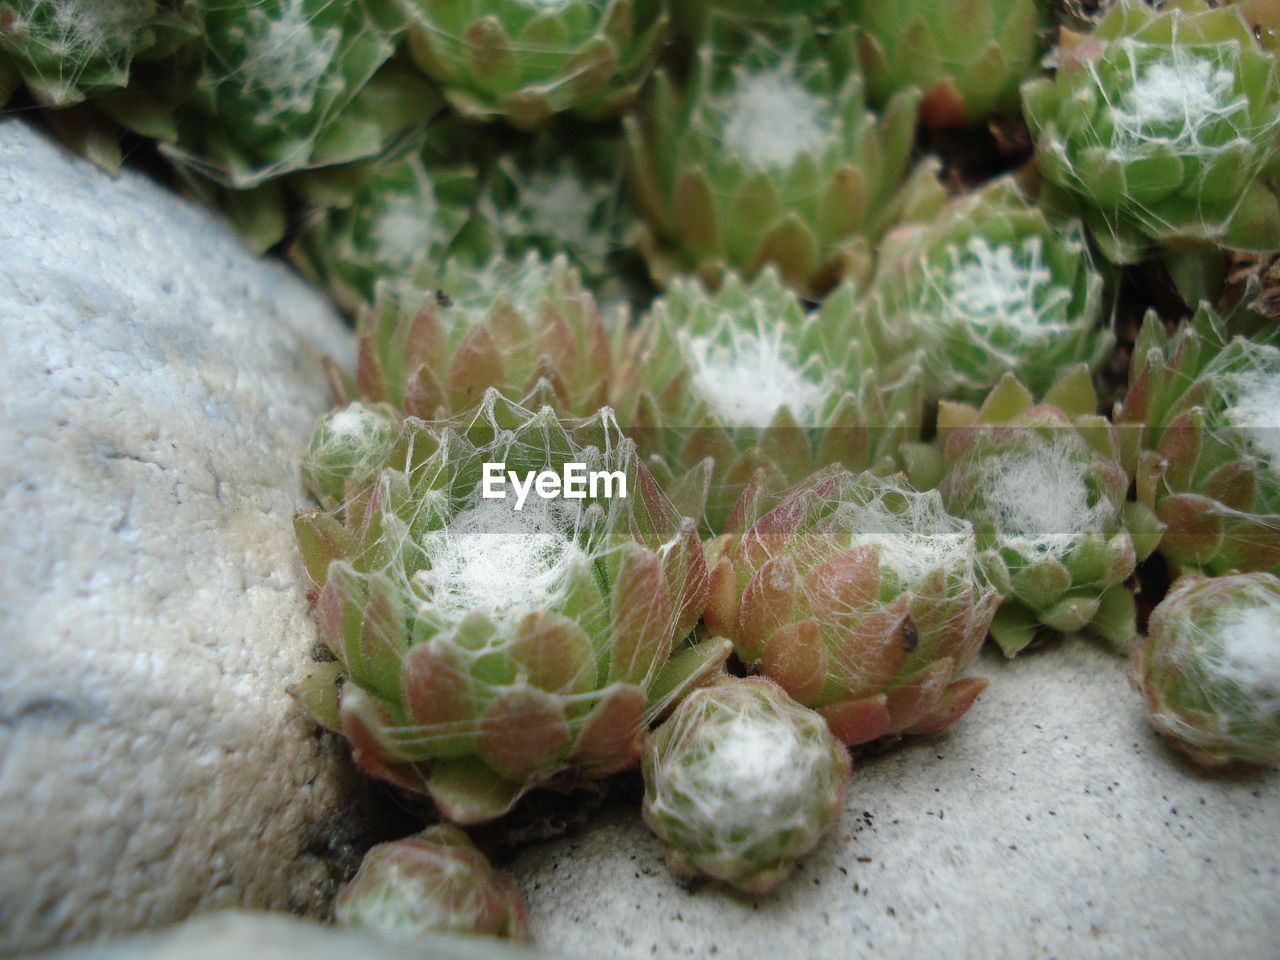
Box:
[508,639,1280,960]
[0,120,378,953]
[41,911,545,960]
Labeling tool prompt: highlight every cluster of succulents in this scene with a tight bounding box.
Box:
[16,0,1280,942]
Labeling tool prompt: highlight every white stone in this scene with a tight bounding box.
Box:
[508,640,1280,959]
[0,120,370,953]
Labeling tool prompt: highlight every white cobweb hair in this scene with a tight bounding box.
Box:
[1151,575,1280,751]
[973,430,1117,562]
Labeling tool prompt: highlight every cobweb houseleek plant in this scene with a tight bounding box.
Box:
[1021,0,1280,304]
[398,0,669,129]
[612,267,922,533]
[624,13,945,296]
[847,177,1111,405]
[938,369,1160,656]
[293,392,730,824]
[1117,306,1280,579]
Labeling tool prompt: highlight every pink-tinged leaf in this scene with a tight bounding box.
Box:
[339,685,406,763]
[832,594,912,697]
[885,658,954,733]
[1155,409,1203,492]
[663,522,708,638]
[294,510,356,588]
[1157,494,1223,566]
[901,677,988,735]
[476,685,571,783]
[1203,460,1257,512]
[609,545,671,685]
[703,555,740,640]
[818,696,891,747]
[735,554,800,662]
[535,305,579,374]
[447,325,506,411]
[426,756,525,826]
[919,78,967,128]
[570,684,646,777]
[805,546,881,626]
[761,619,827,705]
[401,641,475,756]
[509,612,595,695]
[403,365,446,421]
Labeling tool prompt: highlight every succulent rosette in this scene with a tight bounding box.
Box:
[335,825,529,940]
[846,0,1049,128]
[293,391,731,824]
[624,14,946,295]
[398,0,668,129]
[1020,0,1280,267]
[1117,308,1280,578]
[0,0,169,106]
[939,370,1160,656]
[469,128,629,288]
[289,134,479,314]
[158,0,411,188]
[612,268,923,533]
[336,251,617,422]
[850,177,1111,404]
[641,677,850,894]
[703,468,998,747]
[1129,572,1280,767]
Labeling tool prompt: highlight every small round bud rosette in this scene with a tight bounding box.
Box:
[1129,572,1280,767]
[1020,0,1280,265]
[624,13,946,296]
[335,824,529,940]
[642,677,851,895]
[850,177,1111,405]
[293,392,730,824]
[301,401,401,512]
[940,369,1160,656]
[848,0,1049,128]
[704,468,998,747]
[1117,307,1280,579]
[398,0,668,129]
[613,267,922,534]
[338,251,618,422]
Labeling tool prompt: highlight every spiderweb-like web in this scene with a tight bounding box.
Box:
[731,472,996,723]
[1143,574,1280,764]
[1156,337,1280,573]
[897,231,1087,396]
[1,0,153,101]
[678,295,835,429]
[316,393,708,792]
[174,0,394,186]
[970,430,1119,565]
[1073,27,1280,245]
[644,682,847,878]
